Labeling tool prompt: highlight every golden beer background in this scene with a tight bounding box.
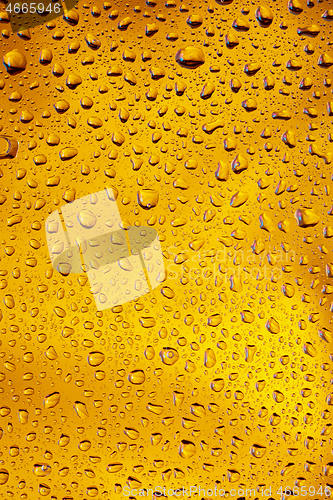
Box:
[0,0,333,497]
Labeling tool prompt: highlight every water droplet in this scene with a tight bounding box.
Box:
[107,463,123,473]
[179,440,196,458]
[251,444,267,458]
[266,317,280,334]
[255,6,273,27]
[44,392,61,409]
[245,345,257,362]
[175,46,205,69]
[211,379,225,392]
[128,370,145,384]
[124,427,140,439]
[204,348,216,368]
[0,469,9,485]
[227,469,240,482]
[295,208,320,227]
[3,50,27,74]
[160,347,179,366]
[88,352,105,366]
[74,401,89,419]
[33,464,51,477]
[230,191,249,207]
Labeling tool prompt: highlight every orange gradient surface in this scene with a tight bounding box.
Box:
[0,0,333,498]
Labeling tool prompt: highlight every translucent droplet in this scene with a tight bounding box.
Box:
[87,352,105,366]
[295,208,320,228]
[78,210,97,229]
[3,50,27,74]
[74,401,89,419]
[179,440,196,458]
[175,46,205,69]
[124,427,140,440]
[227,469,240,482]
[0,469,9,485]
[128,370,145,384]
[160,347,179,366]
[266,317,280,334]
[245,345,257,362]
[107,463,123,473]
[251,444,267,458]
[204,348,216,368]
[255,6,273,27]
[44,392,61,409]
[211,378,225,392]
[137,189,159,209]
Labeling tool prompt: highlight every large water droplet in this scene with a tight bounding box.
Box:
[175,46,205,69]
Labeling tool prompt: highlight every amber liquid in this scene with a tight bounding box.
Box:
[0,0,333,498]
